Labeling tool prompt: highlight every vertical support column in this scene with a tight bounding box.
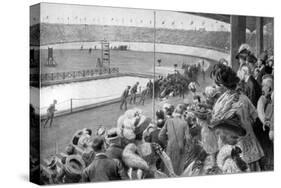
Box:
[230,15,246,72]
[256,17,264,56]
[152,11,156,122]
[70,98,73,113]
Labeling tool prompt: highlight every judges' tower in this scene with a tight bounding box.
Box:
[101,40,110,72]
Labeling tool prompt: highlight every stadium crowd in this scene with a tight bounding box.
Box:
[39,43,274,184]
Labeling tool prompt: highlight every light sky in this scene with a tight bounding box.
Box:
[30,3,230,31]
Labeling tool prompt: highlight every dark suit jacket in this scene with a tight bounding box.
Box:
[121,89,129,99]
[244,75,262,107]
[82,153,128,182]
[105,144,123,162]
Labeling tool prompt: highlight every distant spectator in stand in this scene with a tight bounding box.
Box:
[44,100,57,128]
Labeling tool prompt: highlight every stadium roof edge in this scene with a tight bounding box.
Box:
[181,12,273,32]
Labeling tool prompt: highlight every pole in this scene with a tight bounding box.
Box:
[70,98,73,113]
[152,11,156,122]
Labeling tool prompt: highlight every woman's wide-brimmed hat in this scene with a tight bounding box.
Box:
[64,155,86,176]
[210,114,246,137]
[211,63,240,89]
[235,44,252,59]
[235,49,251,59]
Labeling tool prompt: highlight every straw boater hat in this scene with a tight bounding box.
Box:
[64,155,86,176]
[105,127,121,144]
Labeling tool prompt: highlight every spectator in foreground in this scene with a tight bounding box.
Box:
[159,104,190,175]
[211,63,264,172]
[82,137,128,182]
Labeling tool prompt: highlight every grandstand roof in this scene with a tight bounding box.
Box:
[182,12,273,32]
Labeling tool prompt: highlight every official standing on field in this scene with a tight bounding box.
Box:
[129,82,139,104]
[44,99,57,128]
[120,86,131,110]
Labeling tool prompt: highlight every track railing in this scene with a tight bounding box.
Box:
[40,67,119,82]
